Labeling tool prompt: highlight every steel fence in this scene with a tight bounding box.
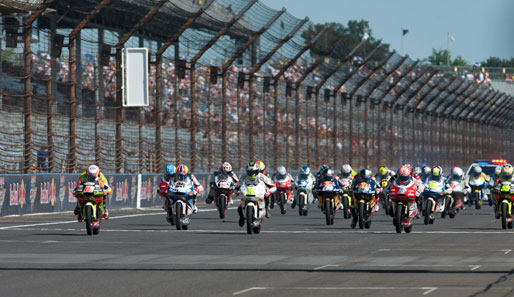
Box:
[0,0,512,175]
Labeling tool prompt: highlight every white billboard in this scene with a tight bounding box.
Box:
[122,48,149,107]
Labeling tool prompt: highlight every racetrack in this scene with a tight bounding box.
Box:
[1,203,513,297]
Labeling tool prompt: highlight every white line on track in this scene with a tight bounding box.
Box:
[232,286,439,295]
[313,264,339,270]
[501,249,512,254]
[469,265,481,271]
[0,208,231,230]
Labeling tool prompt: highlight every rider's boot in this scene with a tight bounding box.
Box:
[291,195,296,209]
[205,189,214,204]
[237,205,245,227]
[193,198,198,214]
[350,208,357,229]
[103,208,109,220]
[74,206,83,222]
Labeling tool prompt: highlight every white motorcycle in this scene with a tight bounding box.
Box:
[239,179,267,234]
[213,172,235,220]
[168,175,196,230]
[295,176,314,216]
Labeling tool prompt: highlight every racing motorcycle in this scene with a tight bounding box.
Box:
[468,175,487,209]
[74,181,106,235]
[274,175,293,215]
[339,177,352,219]
[354,180,378,229]
[378,177,392,216]
[423,179,446,224]
[213,172,235,220]
[317,180,341,226]
[168,174,195,230]
[389,180,418,233]
[239,179,268,234]
[295,175,314,216]
[444,179,466,219]
[494,181,514,229]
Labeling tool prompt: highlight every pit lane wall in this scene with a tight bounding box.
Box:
[0,173,211,217]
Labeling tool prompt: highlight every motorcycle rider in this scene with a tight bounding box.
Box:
[445,166,470,213]
[293,166,316,208]
[492,164,514,217]
[272,166,295,207]
[340,164,357,180]
[173,164,204,214]
[206,162,239,205]
[390,165,424,226]
[236,161,277,226]
[256,160,272,213]
[350,168,379,228]
[73,165,112,222]
[159,164,175,210]
[419,165,431,183]
[375,166,393,183]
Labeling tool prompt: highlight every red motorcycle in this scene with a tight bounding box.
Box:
[389,180,418,233]
[274,177,293,215]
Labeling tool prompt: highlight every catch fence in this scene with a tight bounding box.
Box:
[0,0,512,175]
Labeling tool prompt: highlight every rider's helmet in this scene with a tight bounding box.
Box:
[256,160,266,174]
[341,164,353,179]
[422,165,431,175]
[324,168,335,181]
[494,166,502,177]
[276,166,287,180]
[86,165,100,182]
[319,164,329,175]
[430,166,443,180]
[378,166,388,178]
[471,165,482,178]
[246,161,260,180]
[451,167,464,180]
[397,165,412,185]
[165,164,176,178]
[501,164,513,180]
[300,166,311,175]
[414,167,422,176]
[221,162,232,173]
[175,164,189,175]
[359,168,372,183]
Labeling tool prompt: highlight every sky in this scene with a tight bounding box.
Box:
[260,0,514,64]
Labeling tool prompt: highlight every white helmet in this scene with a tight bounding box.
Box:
[451,167,464,178]
[277,166,287,175]
[341,164,352,178]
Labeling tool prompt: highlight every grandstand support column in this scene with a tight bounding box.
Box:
[285,86,290,168]
[96,28,104,168]
[410,110,416,164]
[158,0,215,171]
[138,37,144,172]
[22,6,50,173]
[314,91,320,167]
[363,97,370,167]
[190,63,198,171]
[273,83,279,169]
[46,78,54,172]
[237,83,242,170]
[400,108,406,165]
[348,95,354,165]
[295,85,301,168]
[332,91,338,168]
[67,0,110,173]
[221,8,286,162]
[249,75,256,161]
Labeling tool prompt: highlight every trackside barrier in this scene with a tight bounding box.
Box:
[0,173,212,217]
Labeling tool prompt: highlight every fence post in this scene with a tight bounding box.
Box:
[23,16,33,173]
[273,83,279,169]
[332,90,338,168]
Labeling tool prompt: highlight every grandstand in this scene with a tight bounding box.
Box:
[0,0,512,174]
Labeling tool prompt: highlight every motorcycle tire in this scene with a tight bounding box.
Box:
[404,224,413,233]
[218,194,226,220]
[365,220,371,229]
[358,202,365,229]
[325,200,332,226]
[475,199,481,210]
[182,224,189,230]
[175,203,183,231]
[429,218,435,224]
[449,213,455,219]
[508,221,513,229]
[298,194,305,216]
[384,195,390,216]
[424,200,432,225]
[395,204,404,234]
[502,203,508,230]
[253,225,261,234]
[85,205,93,236]
[246,206,254,234]
[280,193,286,215]
[342,195,350,219]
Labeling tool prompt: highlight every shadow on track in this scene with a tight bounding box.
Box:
[468,268,514,297]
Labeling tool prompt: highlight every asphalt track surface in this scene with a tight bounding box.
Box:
[1,202,514,297]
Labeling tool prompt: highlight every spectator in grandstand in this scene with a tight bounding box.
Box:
[37,145,49,172]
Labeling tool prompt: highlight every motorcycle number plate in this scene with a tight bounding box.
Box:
[381,181,387,187]
[246,188,256,196]
[219,181,229,188]
[84,186,95,193]
[501,185,510,192]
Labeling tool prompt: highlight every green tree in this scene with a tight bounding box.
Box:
[301,20,390,62]
[481,56,514,68]
[426,48,468,66]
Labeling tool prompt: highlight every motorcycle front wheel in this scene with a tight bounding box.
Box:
[358,202,365,229]
[280,193,286,215]
[85,205,93,236]
[175,202,183,231]
[218,194,226,220]
[395,204,404,233]
[298,193,305,216]
[246,206,254,234]
[501,203,508,230]
[342,195,350,219]
[325,199,333,226]
[424,200,432,225]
